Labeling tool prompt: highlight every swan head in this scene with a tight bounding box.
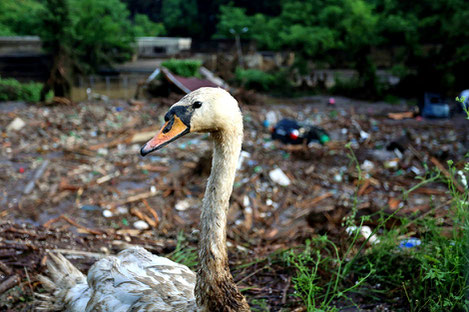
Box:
[141,87,242,156]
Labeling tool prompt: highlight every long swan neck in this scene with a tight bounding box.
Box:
[195,126,250,311]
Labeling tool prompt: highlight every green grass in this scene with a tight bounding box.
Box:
[283,146,469,311]
[168,231,198,269]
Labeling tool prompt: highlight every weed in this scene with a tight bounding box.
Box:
[286,146,469,311]
[168,231,198,269]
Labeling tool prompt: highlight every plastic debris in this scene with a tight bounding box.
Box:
[81,205,101,211]
[269,168,291,186]
[237,151,251,170]
[399,237,422,248]
[6,117,26,131]
[133,220,149,230]
[271,118,330,145]
[175,199,192,211]
[346,225,379,244]
[102,209,113,218]
[361,160,375,172]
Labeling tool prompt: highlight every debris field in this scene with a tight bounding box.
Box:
[0,94,468,311]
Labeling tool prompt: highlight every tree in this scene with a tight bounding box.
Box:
[68,0,136,73]
[0,0,44,36]
[39,0,73,100]
[133,14,166,37]
[161,0,200,37]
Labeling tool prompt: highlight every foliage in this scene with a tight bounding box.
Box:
[285,149,469,311]
[0,77,44,102]
[161,59,202,78]
[0,0,44,36]
[66,0,136,73]
[168,232,198,269]
[234,68,290,93]
[161,0,200,37]
[133,14,166,37]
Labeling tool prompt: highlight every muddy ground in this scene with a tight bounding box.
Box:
[0,93,468,311]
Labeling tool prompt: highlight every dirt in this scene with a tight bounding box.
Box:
[0,93,467,311]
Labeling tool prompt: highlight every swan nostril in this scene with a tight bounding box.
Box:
[162,118,174,134]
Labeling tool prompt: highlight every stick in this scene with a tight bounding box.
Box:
[0,275,20,294]
[51,249,106,259]
[142,199,159,226]
[23,160,50,194]
[0,261,12,275]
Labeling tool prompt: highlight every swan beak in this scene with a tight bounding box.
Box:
[140,115,190,156]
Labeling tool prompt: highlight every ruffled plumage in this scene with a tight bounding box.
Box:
[36,247,196,312]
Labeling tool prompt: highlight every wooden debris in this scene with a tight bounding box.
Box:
[0,261,12,275]
[387,111,415,120]
[0,274,20,294]
[43,215,104,235]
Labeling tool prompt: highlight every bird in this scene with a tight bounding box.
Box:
[36,87,251,312]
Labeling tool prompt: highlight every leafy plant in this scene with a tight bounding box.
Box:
[161,59,202,78]
[168,231,198,269]
[0,77,45,102]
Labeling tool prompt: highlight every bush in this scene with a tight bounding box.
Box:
[234,68,290,93]
[0,77,43,102]
[161,59,202,78]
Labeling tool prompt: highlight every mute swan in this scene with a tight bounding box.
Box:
[37,87,250,311]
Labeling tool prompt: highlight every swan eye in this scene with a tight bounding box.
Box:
[192,101,202,109]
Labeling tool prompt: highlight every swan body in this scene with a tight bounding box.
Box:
[36,88,250,312]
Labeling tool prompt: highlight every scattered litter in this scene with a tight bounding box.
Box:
[81,205,101,211]
[269,168,291,186]
[6,117,26,131]
[399,237,422,248]
[271,118,330,145]
[346,225,379,244]
[175,199,192,211]
[237,151,251,170]
[133,220,149,230]
[361,160,375,172]
[102,210,113,218]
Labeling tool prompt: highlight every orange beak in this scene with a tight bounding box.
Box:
[140,115,190,156]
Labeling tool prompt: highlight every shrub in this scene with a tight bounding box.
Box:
[0,77,43,102]
[161,59,202,78]
[234,68,290,93]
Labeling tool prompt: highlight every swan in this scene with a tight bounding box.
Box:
[36,87,250,312]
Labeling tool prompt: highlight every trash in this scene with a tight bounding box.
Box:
[269,168,291,186]
[399,237,421,248]
[81,205,101,211]
[419,93,450,118]
[387,111,415,120]
[133,220,149,230]
[18,167,25,173]
[328,97,335,105]
[361,160,375,172]
[237,151,251,170]
[102,209,113,218]
[384,159,399,169]
[6,117,26,131]
[271,119,330,145]
[263,111,279,128]
[346,225,379,244]
[175,199,192,211]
